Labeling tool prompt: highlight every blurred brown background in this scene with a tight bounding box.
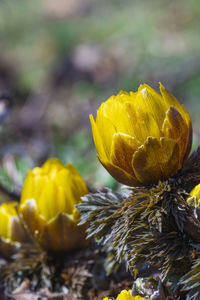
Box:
[0,0,200,195]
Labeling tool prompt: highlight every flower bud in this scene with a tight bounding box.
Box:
[103,289,149,300]
[0,202,28,257]
[19,158,88,252]
[187,184,200,207]
[90,83,192,186]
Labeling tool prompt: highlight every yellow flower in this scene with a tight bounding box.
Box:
[90,83,192,186]
[187,184,200,207]
[103,289,149,300]
[19,158,88,252]
[0,202,28,257]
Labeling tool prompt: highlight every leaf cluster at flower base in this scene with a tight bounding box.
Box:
[78,147,200,300]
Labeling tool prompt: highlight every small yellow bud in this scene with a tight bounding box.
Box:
[90,83,192,186]
[103,290,149,300]
[19,158,88,252]
[187,184,200,207]
[0,202,28,257]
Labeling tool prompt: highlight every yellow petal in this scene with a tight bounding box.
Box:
[110,132,139,175]
[34,174,49,201]
[0,202,18,239]
[21,171,49,204]
[0,210,9,239]
[20,171,35,204]
[32,167,43,176]
[65,163,80,176]
[97,98,138,143]
[124,101,161,143]
[37,181,58,221]
[100,158,141,186]
[56,185,72,214]
[72,207,80,223]
[116,90,130,102]
[39,213,87,252]
[137,84,166,127]
[159,82,191,125]
[183,120,193,162]
[68,175,88,205]
[66,164,88,200]
[139,83,162,102]
[53,168,70,188]
[54,171,76,213]
[19,198,45,235]
[132,137,180,185]
[0,202,17,215]
[96,111,117,157]
[42,158,64,179]
[90,114,108,160]
[160,83,193,160]
[162,106,189,167]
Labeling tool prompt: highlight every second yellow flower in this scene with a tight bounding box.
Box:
[19,158,88,252]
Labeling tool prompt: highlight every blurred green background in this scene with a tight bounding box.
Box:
[0,0,200,196]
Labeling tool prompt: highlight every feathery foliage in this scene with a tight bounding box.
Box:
[78,148,200,299]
